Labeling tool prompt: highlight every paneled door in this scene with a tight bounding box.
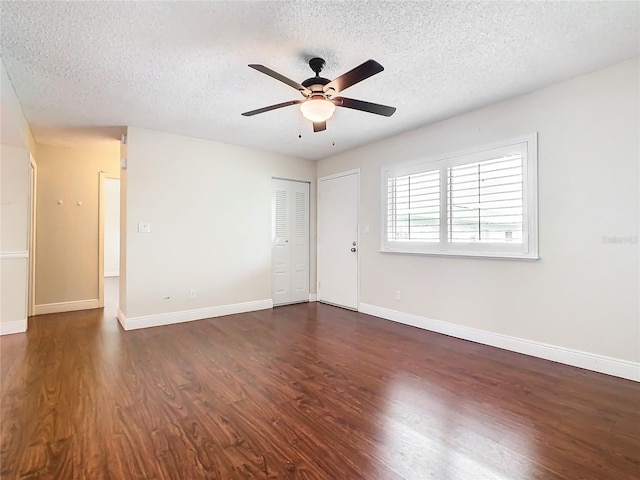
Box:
[272,179,310,306]
[317,170,359,310]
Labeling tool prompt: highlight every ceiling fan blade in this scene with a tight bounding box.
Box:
[333,97,396,117]
[248,65,311,96]
[323,60,384,95]
[241,99,303,116]
[313,121,326,132]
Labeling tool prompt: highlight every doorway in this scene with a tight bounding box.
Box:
[99,174,120,316]
[317,170,359,310]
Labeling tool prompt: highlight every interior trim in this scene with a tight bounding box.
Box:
[359,303,640,382]
[0,319,27,335]
[33,299,101,316]
[117,299,274,331]
[0,251,28,259]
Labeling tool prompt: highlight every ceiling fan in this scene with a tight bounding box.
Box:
[242,57,396,132]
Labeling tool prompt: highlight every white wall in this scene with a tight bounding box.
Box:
[119,138,128,315]
[121,127,316,326]
[104,177,120,277]
[317,58,639,365]
[1,145,30,331]
[0,60,34,334]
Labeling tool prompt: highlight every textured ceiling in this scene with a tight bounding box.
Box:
[1,1,639,160]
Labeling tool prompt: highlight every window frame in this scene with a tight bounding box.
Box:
[380,133,539,260]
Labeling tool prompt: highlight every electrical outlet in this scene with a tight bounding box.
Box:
[189,289,197,299]
[395,290,401,300]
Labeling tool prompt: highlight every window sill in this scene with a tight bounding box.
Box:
[378,248,539,261]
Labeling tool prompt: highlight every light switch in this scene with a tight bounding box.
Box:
[364,224,370,234]
[137,222,151,233]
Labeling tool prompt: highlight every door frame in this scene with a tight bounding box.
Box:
[98,172,120,309]
[27,154,37,318]
[317,169,360,310]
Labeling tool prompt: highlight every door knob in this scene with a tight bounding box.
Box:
[351,247,356,252]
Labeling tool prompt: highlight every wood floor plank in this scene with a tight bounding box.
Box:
[1,302,639,479]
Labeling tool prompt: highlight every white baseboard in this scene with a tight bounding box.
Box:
[104,271,119,277]
[117,308,127,330]
[309,293,317,302]
[33,299,101,315]
[0,319,27,335]
[118,299,274,331]
[358,303,640,382]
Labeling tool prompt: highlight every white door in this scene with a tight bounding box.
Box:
[317,171,359,310]
[272,179,310,305]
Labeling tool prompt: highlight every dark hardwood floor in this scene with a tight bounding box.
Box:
[1,302,638,479]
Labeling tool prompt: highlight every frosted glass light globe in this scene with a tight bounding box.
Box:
[300,98,336,122]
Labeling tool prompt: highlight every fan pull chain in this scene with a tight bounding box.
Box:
[331,113,337,147]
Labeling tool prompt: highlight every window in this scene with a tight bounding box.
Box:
[382,134,538,259]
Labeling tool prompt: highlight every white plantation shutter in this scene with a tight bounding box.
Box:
[382,134,538,259]
[387,169,440,242]
[448,154,523,243]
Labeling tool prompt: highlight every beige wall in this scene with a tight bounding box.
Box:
[1,60,34,332]
[123,127,316,319]
[35,143,119,306]
[317,58,639,363]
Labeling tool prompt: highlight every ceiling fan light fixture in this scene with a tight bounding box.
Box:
[242,58,395,130]
[300,97,336,122]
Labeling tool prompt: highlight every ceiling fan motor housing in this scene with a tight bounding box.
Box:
[303,57,333,96]
[302,76,330,92]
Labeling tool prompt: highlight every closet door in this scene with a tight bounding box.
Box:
[272,179,309,306]
[290,181,309,302]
